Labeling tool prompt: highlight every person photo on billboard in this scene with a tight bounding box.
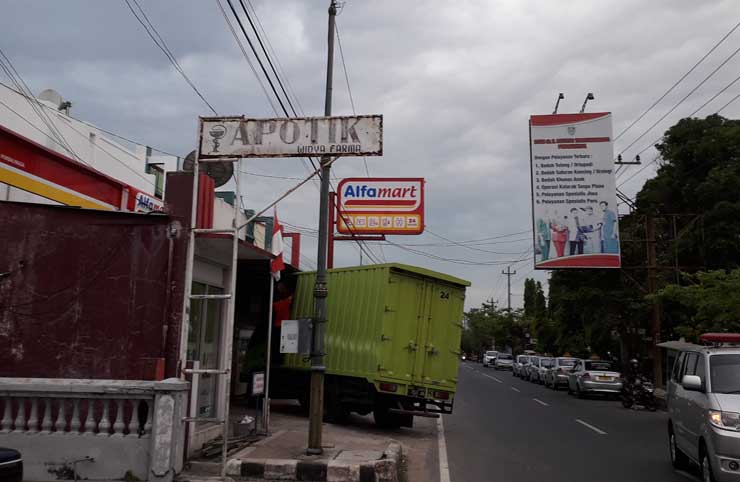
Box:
[579,206,598,254]
[536,209,552,261]
[567,208,584,256]
[598,201,619,253]
[551,210,568,258]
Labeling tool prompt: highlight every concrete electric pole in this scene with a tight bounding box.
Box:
[502,266,516,312]
[307,0,337,456]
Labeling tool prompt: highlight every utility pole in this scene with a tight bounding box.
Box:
[307,0,337,456]
[502,266,516,312]
[645,214,663,388]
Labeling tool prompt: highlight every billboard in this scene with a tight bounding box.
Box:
[336,178,424,235]
[198,115,383,159]
[529,112,620,269]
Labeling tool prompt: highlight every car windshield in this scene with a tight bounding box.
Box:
[710,354,740,394]
[585,361,614,371]
[558,359,577,366]
[518,356,529,363]
[498,354,512,360]
[486,351,497,356]
[540,359,553,367]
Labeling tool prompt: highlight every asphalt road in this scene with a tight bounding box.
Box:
[444,362,702,482]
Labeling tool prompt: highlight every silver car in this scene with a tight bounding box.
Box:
[526,356,541,382]
[533,357,554,384]
[668,335,740,482]
[513,355,530,377]
[567,359,622,397]
[545,357,578,389]
[494,353,514,370]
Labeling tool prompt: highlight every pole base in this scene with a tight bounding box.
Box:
[306,447,323,456]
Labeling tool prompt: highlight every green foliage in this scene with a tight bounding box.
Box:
[657,269,740,341]
[461,299,526,354]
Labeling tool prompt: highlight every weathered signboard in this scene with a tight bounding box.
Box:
[529,112,620,269]
[198,115,383,158]
[336,177,425,235]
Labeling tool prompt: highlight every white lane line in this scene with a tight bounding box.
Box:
[437,416,451,482]
[575,418,608,435]
[482,374,503,383]
[675,470,701,482]
[533,398,549,407]
[511,387,521,392]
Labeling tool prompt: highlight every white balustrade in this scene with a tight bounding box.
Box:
[0,378,189,482]
[0,379,158,437]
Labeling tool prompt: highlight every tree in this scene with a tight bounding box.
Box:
[657,269,740,341]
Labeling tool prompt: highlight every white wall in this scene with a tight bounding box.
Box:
[0,82,178,203]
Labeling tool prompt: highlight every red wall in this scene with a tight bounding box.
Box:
[0,202,188,379]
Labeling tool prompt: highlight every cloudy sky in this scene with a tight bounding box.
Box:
[2,0,739,309]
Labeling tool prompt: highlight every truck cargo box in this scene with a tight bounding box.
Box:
[283,263,469,421]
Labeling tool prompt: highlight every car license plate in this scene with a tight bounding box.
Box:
[596,376,611,382]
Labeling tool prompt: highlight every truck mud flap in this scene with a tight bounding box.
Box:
[389,408,440,419]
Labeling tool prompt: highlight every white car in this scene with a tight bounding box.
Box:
[494,353,514,370]
[483,350,498,367]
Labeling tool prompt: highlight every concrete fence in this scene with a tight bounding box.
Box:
[0,377,189,481]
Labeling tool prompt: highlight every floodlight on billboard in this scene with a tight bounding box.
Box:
[529,112,621,269]
[336,178,424,235]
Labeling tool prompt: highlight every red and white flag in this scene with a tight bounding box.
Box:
[271,207,285,281]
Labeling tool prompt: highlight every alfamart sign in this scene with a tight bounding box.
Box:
[198,115,383,158]
[336,178,424,235]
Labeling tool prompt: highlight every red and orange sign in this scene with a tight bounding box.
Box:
[336,177,424,235]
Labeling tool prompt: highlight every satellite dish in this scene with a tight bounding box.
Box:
[38,89,64,109]
[182,150,233,188]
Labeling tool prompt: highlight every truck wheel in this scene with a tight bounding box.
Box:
[373,405,402,429]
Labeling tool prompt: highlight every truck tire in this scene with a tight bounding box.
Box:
[373,404,402,429]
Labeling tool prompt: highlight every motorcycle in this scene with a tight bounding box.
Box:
[621,376,657,411]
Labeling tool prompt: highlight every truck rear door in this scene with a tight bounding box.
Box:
[417,281,464,390]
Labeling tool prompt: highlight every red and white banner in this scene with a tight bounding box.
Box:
[336,177,425,235]
[271,208,285,281]
[529,113,620,269]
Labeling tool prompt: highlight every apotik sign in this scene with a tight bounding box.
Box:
[336,178,424,235]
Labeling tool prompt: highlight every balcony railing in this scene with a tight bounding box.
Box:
[0,377,188,482]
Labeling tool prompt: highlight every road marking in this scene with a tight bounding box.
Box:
[575,419,608,435]
[437,416,451,482]
[482,374,503,383]
[533,398,549,407]
[511,387,521,392]
[675,470,701,482]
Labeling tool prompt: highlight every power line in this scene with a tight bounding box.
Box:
[244,0,305,115]
[214,0,279,115]
[122,0,218,114]
[237,0,299,117]
[616,41,740,165]
[0,51,83,163]
[614,18,740,144]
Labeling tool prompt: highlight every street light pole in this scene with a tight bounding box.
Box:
[307,0,337,455]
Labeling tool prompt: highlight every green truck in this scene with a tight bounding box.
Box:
[276,263,470,428]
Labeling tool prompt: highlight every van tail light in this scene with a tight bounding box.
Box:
[379,383,398,393]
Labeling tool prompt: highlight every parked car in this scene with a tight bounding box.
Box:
[567,359,622,398]
[483,350,498,368]
[494,353,514,370]
[668,333,740,482]
[0,448,22,482]
[545,357,578,389]
[526,356,541,381]
[513,355,530,377]
[534,357,554,384]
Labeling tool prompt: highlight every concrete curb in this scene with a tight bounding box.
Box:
[232,441,403,482]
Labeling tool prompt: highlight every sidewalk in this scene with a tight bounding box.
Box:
[183,400,439,482]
